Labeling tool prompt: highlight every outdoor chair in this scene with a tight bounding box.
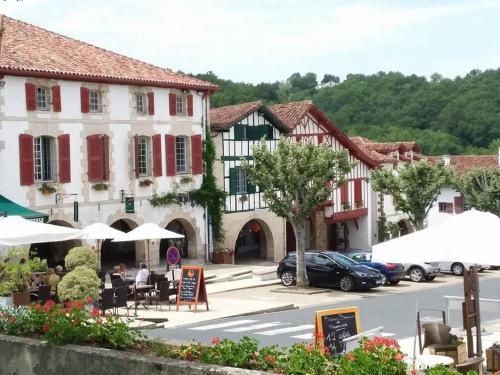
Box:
[154,274,167,289]
[422,323,458,356]
[98,288,114,316]
[113,286,129,316]
[144,281,174,311]
[36,285,52,303]
[455,357,484,373]
[111,278,126,289]
[109,272,121,281]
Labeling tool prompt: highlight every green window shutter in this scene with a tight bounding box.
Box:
[247,126,260,141]
[234,124,245,140]
[229,168,238,195]
[247,180,256,194]
[258,125,268,140]
[268,125,274,140]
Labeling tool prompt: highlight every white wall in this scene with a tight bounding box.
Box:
[427,186,461,227]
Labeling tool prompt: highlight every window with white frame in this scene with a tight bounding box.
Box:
[138,136,151,176]
[34,136,54,181]
[89,90,102,112]
[176,95,186,116]
[134,93,147,114]
[235,168,247,194]
[36,87,50,110]
[175,136,188,174]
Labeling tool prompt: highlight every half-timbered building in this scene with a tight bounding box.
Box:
[0,16,216,267]
[210,101,288,261]
[269,101,378,252]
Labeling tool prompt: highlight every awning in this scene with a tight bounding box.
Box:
[0,195,49,223]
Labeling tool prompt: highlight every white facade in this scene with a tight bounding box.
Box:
[0,74,208,266]
[427,186,462,227]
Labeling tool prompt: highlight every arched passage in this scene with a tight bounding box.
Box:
[100,219,138,269]
[234,219,271,262]
[398,219,413,236]
[30,220,82,268]
[159,219,196,263]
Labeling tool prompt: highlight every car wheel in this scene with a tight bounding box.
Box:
[340,276,354,292]
[280,271,296,287]
[451,262,464,276]
[389,280,400,285]
[380,274,388,286]
[425,276,436,281]
[409,267,425,282]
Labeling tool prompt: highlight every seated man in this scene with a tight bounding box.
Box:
[135,262,149,285]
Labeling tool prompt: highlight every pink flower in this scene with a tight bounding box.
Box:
[211,337,220,345]
[394,353,405,362]
[345,352,356,362]
[90,308,100,317]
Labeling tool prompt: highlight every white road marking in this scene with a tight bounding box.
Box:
[255,324,315,336]
[224,322,289,333]
[291,332,314,340]
[189,320,258,331]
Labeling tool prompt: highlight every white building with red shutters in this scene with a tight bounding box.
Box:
[0,16,216,267]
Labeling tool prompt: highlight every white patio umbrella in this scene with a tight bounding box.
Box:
[372,209,500,265]
[112,223,184,276]
[0,215,83,246]
[81,223,124,269]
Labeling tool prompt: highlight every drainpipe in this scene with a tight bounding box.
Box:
[200,91,210,264]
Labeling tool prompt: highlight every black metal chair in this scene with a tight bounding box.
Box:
[98,288,114,316]
[145,281,173,311]
[109,272,121,281]
[36,285,52,303]
[113,286,129,316]
[154,274,167,289]
[111,278,126,289]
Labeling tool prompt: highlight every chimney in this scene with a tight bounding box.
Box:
[442,155,450,166]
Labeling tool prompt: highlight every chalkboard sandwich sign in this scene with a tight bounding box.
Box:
[314,307,361,356]
[176,266,209,312]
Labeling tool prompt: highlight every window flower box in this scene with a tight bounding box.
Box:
[239,194,248,203]
[38,183,56,195]
[91,183,108,191]
[342,202,351,211]
[180,176,192,184]
[138,179,153,187]
[355,200,364,209]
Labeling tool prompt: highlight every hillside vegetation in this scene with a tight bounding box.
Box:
[194,70,500,155]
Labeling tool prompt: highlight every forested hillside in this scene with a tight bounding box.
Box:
[194,70,500,155]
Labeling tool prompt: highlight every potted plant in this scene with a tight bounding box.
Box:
[57,266,101,302]
[342,201,351,211]
[1,263,32,307]
[212,247,234,264]
[180,176,192,184]
[91,183,108,191]
[355,200,364,209]
[38,183,56,195]
[239,194,248,203]
[139,179,153,187]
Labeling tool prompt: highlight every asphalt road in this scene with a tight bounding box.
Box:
[146,276,500,347]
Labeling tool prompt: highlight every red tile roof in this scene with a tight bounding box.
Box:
[0,15,216,91]
[350,137,399,164]
[426,155,499,175]
[269,101,378,168]
[211,101,263,130]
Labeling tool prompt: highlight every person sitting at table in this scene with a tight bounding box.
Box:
[46,268,60,293]
[119,263,128,282]
[55,265,64,277]
[135,262,149,285]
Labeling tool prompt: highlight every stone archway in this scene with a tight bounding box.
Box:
[159,218,197,264]
[100,218,138,269]
[234,219,274,263]
[397,219,413,236]
[30,220,82,268]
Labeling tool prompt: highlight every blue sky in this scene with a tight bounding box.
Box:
[2,0,500,83]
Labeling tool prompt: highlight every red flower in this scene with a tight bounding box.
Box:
[211,336,220,345]
[43,300,55,311]
[345,352,356,362]
[85,296,93,304]
[90,308,100,318]
[394,353,405,362]
[42,324,50,333]
[264,355,275,364]
[306,343,315,353]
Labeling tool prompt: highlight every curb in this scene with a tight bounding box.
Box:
[208,280,281,295]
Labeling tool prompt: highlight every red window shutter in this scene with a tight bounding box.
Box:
[80,87,90,113]
[340,182,349,204]
[295,135,302,142]
[19,134,34,185]
[102,135,110,180]
[191,134,203,174]
[169,93,177,116]
[52,85,61,112]
[133,135,140,179]
[152,134,162,177]
[58,134,71,183]
[148,92,155,115]
[454,196,464,213]
[187,94,193,116]
[354,179,362,204]
[165,135,176,176]
[87,135,103,182]
[25,83,36,111]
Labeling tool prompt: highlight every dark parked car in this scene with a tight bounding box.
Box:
[343,249,406,285]
[277,251,384,292]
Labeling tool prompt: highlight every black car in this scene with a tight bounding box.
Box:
[343,249,406,285]
[277,251,384,292]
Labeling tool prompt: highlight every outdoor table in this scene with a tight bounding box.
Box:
[130,284,154,315]
[418,354,454,369]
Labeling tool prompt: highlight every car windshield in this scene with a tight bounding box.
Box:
[327,252,359,267]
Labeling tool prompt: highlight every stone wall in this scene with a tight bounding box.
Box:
[0,335,266,375]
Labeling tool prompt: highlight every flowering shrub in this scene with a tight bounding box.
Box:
[65,246,98,271]
[57,266,101,302]
[424,365,479,375]
[0,300,143,349]
[337,337,407,375]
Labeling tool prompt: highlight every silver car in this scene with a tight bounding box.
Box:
[438,261,488,276]
[404,262,441,282]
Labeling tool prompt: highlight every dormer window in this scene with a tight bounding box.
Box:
[135,93,147,115]
[36,87,50,111]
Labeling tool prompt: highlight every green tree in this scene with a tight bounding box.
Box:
[372,161,452,230]
[456,168,500,216]
[244,140,352,286]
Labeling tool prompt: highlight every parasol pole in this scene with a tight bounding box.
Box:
[147,239,151,284]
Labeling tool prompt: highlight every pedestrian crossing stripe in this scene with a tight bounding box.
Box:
[254,324,315,336]
[224,322,289,333]
[291,333,314,340]
[189,319,258,331]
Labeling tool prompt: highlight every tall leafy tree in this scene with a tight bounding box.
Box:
[244,140,352,287]
[456,168,500,216]
[372,161,452,230]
